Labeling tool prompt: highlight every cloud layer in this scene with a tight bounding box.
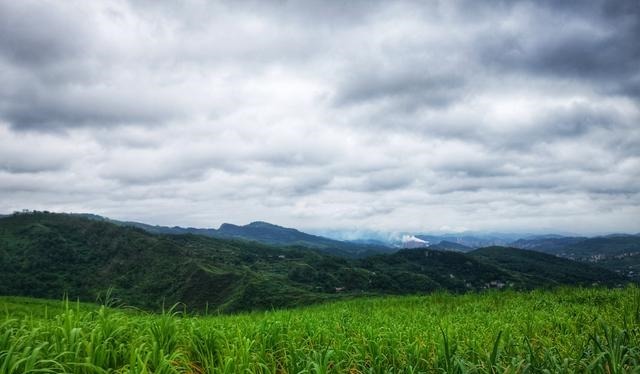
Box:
[1,0,639,234]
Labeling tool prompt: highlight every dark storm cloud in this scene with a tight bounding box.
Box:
[334,69,466,110]
[0,1,198,131]
[0,83,184,130]
[0,156,69,174]
[0,1,89,67]
[477,0,640,97]
[481,24,640,85]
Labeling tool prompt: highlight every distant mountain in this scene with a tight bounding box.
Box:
[74,213,215,235]
[509,235,640,280]
[509,236,588,254]
[469,246,618,285]
[561,236,640,258]
[601,233,640,239]
[0,212,627,312]
[215,221,392,256]
[73,213,393,258]
[217,221,310,242]
[429,240,472,252]
[346,238,390,247]
[415,233,520,248]
[521,234,567,240]
[561,236,640,279]
[509,235,640,257]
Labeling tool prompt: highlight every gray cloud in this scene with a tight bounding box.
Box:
[0,81,187,130]
[476,0,640,96]
[334,69,466,110]
[0,0,638,234]
[0,2,90,67]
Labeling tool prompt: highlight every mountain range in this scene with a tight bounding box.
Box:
[0,212,630,313]
[76,213,393,258]
[10,211,640,280]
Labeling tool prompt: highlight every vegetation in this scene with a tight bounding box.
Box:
[510,235,640,281]
[77,213,391,257]
[214,221,393,257]
[0,213,628,313]
[470,246,620,285]
[1,287,640,373]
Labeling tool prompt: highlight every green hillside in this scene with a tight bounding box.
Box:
[509,236,588,254]
[564,236,640,258]
[510,235,640,280]
[215,221,394,257]
[0,212,629,313]
[78,213,392,257]
[470,246,619,285]
[0,212,332,312]
[510,235,640,259]
[430,240,473,252]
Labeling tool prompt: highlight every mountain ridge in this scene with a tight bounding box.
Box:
[67,212,394,258]
[0,212,629,313]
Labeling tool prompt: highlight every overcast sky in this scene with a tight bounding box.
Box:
[1,0,639,235]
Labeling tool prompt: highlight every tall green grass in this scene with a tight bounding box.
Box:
[1,287,639,373]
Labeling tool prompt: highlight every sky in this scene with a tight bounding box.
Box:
[1,0,639,235]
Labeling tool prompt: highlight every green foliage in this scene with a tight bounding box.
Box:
[1,287,640,372]
[0,213,630,314]
[470,246,621,286]
[511,235,640,281]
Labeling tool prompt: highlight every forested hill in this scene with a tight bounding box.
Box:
[509,235,640,279]
[77,213,392,257]
[0,212,629,313]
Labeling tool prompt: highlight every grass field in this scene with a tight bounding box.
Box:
[1,287,639,373]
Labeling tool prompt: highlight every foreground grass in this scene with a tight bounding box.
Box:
[1,287,640,373]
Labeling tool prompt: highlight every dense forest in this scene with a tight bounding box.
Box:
[0,212,627,312]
